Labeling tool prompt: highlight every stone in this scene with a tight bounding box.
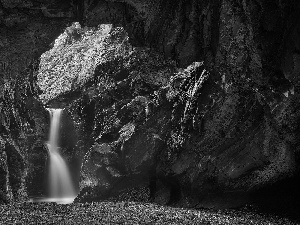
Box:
[0,0,300,218]
[3,13,29,27]
[1,0,33,9]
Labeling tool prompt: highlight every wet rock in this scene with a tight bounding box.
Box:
[26,142,48,198]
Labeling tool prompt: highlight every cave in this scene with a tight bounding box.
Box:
[1,0,300,223]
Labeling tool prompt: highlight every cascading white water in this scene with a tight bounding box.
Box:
[44,108,76,204]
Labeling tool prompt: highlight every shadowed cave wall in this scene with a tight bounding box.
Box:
[1,0,300,220]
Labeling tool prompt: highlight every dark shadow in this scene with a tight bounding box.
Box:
[250,172,300,222]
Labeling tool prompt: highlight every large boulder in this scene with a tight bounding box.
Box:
[36,23,177,202]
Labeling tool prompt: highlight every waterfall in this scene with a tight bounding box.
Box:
[46,108,76,202]
[30,108,76,204]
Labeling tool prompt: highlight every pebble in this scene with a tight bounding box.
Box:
[0,201,298,225]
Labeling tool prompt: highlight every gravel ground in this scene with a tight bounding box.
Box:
[0,201,298,225]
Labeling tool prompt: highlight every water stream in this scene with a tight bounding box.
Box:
[30,108,76,204]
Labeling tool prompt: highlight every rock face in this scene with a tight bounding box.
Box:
[0,63,49,202]
[0,0,77,202]
[1,0,300,216]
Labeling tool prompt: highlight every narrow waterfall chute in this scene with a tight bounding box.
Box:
[47,108,76,199]
[30,108,76,204]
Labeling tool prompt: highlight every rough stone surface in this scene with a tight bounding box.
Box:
[1,0,300,220]
[0,0,82,202]
[37,19,298,210]
[0,63,49,202]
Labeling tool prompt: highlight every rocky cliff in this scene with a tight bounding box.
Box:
[1,0,300,217]
[0,0,74,202]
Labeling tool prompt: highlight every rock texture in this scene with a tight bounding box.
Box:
[0,0,77,202]
[1,0,300,218]
[0,62,49,202]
